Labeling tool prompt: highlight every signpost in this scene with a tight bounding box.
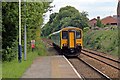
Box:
[31,40,35,51]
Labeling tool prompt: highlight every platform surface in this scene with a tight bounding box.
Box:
[22,56,81,78]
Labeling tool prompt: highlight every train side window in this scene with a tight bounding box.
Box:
[62,31,68,39]
[76,31,81,39]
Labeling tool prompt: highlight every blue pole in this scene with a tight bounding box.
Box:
[18,45,22,62]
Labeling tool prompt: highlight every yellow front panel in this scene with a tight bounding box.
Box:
[69,32,74,48]
[61,39,67,48]
[76,39,83,47]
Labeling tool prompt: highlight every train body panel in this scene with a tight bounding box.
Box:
[49,27,83,56]
[50,31,61,47]
[69,31,75,48]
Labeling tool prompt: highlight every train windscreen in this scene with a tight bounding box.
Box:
[62,31,68,39]
[76,30,81,39]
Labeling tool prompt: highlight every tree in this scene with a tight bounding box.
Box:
[2,2,19,61]
[2,2,50,61]
[96,16,102,27]
[42,6,89,36]
[49,13,58,23]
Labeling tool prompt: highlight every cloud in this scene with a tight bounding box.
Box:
[51,0,116,4]
[44,0,117,23]
[77,0,116,3]
[50,0,117,11]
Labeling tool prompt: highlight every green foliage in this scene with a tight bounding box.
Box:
[2,51,38,78]
[2,39,47,78]
[2,2,50,61]
[96,18,102,27]
[2,2,19,61]
[84,29,118,56]
[83,27,89,32]
[42,6,89,36]
[0,2,2,33]
[21,2,50,41]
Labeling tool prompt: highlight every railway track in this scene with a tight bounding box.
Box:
[77,57,112,80]
[82,49,120,70]
[42,38,119,78]
[68,57,111,79]
[42,38,53,46]
[82,49,120,63]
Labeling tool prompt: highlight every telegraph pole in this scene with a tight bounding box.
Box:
[117,0,120,70]
[24,0,27,61]
[18,0,22,62]
[117,0,120,27]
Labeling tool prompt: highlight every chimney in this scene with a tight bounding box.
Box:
[97,16,100,20]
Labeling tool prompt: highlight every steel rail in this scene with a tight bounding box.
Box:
[77,57,112,80]
[82,49,120,63]
[81,51,120,70]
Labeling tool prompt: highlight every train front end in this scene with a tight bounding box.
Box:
[60,27,83,56]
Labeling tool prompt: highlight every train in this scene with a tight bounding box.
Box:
[49,27,83,56]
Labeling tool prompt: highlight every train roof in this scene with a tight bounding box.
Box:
[61,26,82,30]
[48,26,82,37]
[48,30,61,37]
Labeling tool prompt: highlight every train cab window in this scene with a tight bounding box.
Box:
[62,31,68,39]
[76,31,81,39]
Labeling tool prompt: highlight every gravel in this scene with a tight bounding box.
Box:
[79,53,119,78]
[69,58,105,79]
[42,38,59,56]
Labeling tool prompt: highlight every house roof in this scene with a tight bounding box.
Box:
[89,18,97,26]
[101,16,117,25]
[89,18,97,22]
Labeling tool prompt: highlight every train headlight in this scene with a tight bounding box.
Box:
[77,44,81,46]
[63,44,67,46]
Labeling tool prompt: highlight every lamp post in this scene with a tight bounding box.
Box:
[117,0,120,27]
[24,0,27,61]
[18,0,22,62]
[117,0,120,60]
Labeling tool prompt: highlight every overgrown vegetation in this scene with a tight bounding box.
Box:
[42,6,89,36]
[83,28,118,56]
[2,2,50,61]
[2,40,46,78]
[96,17,102,27]
[2,3,19,61]
[2,2,50,78]
[2,28,47,78]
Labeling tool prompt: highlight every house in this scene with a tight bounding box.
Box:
[101,16,118,26]
[89,18,97,27]
[89,15,118,28]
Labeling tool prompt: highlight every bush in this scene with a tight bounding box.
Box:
[83,29,118,56]
[83,27,89,32]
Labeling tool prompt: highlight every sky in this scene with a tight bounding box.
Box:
[43,0,118,24]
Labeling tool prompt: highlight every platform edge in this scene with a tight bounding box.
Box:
[63,56,82,79]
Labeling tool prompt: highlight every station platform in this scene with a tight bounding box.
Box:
[22,56,81,78]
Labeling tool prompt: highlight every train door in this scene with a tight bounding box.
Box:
[69,31,75,48]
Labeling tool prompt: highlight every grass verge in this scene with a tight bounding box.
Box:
[0,62,2,79]
[2,40,47,79]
